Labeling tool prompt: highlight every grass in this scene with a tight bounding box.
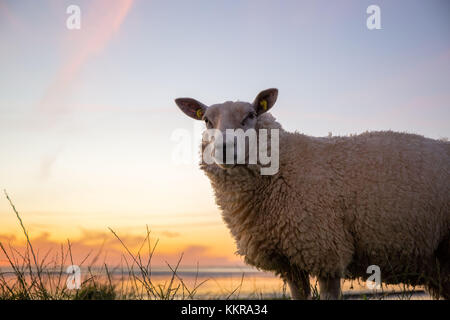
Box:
[0,190,216,300]
[0,190,432,300]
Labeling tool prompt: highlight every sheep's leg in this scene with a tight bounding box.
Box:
[285,271,311,300]
[318,276,341,300]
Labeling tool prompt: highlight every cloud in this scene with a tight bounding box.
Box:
[38,0,134,114]
[38,147,63,181]
[0,2,23,31]
[0,229,243,268]
[160,231,181,238]
[0,234,17,243]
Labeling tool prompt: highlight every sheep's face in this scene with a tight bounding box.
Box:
[175,88,278,169]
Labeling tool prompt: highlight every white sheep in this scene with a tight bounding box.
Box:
[175,88,450,299]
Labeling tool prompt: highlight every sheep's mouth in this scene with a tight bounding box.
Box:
[215,162,236,169]
[213,152,243,169]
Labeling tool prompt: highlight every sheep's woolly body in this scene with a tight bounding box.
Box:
[200,113,450,294]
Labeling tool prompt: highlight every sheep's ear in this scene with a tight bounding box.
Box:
[175,98,208,120]
[253,88,278,115]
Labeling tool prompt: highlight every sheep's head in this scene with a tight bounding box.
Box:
[175,88,279,173]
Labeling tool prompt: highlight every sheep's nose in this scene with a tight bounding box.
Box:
[222,144,227,161]
[214,131,236,164]
[222,143,232,163]
[220,142,236,164]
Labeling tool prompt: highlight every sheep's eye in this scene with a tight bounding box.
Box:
[241,112,256,125]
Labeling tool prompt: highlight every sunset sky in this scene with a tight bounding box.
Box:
[0,0,449,267]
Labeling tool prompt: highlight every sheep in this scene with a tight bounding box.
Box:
[175,88,450,299]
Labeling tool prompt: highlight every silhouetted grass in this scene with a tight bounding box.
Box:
[0,191,235,300]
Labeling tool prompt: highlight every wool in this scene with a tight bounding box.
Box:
[200,113,450,298]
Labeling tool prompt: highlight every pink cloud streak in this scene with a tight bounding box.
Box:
[38,0,134,113]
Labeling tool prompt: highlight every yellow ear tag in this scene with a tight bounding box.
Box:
[260,99,268,111]
[196,109,203,119]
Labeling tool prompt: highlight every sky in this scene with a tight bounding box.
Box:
[0,0,449,267]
